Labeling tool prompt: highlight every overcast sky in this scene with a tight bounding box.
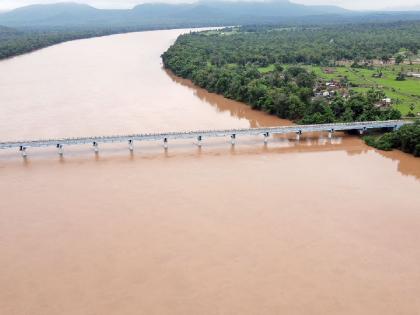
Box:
[1,0,420,11]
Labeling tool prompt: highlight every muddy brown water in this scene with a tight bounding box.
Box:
[1,29,420,315]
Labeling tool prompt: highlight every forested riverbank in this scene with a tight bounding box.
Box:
[162,22,420,155]
[364,121,420,156]
[162,23,417,122]
[0,26,115,59]
[0,24,210,60]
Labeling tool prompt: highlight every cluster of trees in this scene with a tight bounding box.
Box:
[162,26,403,123]
[0,25,186,60]
[299,91,401,124]
[0,27,117,60]
[364,122,420,157]
[164,22,420,69]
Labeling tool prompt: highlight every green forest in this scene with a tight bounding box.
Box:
[364,121,420,156]
[162,23,420,122]
[164,22,420,69]
[162,22,420,155]
[0,27,117,60]
[0,25,191,60]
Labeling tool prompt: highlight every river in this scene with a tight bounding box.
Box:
[0,29,420,315]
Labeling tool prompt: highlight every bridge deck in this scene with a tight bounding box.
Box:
[0,120,410,150]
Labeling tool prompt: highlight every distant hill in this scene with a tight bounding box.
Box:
[0,3,119,27]
[0,1,419,29]
[0,1,350,28]
[0,25,20,39]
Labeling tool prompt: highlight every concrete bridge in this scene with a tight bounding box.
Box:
[0,120,410,157]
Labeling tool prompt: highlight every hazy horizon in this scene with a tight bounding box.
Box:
[0,0,420,12]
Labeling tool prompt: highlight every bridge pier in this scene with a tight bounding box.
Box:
[93,141,99,153]
[57,144,63,155]
[163,138,168,149]
[296,130,302,141]
[231,134,236,145]
[328,129,335,139]
[128,140,134,151]
[19,146,27,157]
[264,132,270,144]
[197,135,202,147]
[358,127,367,135]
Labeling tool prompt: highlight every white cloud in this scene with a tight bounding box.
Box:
[0,0,420,11]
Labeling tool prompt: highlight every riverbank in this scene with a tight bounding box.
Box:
[162,27,420,156]
[0,24,219,61]
[363,121,420,156]
[162,27,405,124]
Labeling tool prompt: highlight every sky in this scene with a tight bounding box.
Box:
[0,0,420,11]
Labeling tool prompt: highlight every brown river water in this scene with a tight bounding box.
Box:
[1,29,420,315]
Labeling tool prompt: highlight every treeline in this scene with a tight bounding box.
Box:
[0,24,196,60]
[162,24,404,123]
[164,22,420,68]
[1,27,107,59]
[364,122,420,157]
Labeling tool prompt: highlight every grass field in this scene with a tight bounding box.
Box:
[258,64,276,74]
[290,64,420,115]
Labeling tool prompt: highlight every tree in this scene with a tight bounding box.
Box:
[331,98,346,118]
[347,95,367,118]
[367,89,386,105]
[395,54,405,65]
[274,63,284,72]
[295,72,315,88]
[396,72,406,81]
[246,80,268,109]
[381,55,391,64]
[380,108,401,120]
[268,88,289,117]
[342,107,355,122]
[288,95,306,120]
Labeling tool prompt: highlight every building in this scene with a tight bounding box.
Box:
[406,72,420,78]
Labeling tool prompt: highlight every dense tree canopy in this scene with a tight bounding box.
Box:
[164,22,420,68]
[162,23,409,123]
[364,122,420,156]
[0,25,192,60]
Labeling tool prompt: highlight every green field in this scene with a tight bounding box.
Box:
[258,64,276,74]
[257,63,420,115]
[302,65,420,115]
[249,63,419,115]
